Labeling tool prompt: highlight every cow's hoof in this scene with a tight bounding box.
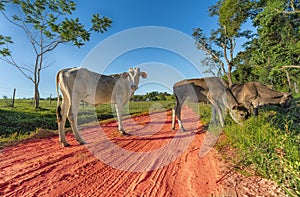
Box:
[61,142,70,147]
[180,128,187,132]
[78,141,86,145]
[120,130,129,135]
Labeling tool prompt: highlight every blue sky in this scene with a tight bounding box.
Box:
[0,0,225,98]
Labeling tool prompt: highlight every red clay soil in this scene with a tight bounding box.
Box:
[0,107,285,197]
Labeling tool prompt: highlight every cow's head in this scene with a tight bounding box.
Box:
[229,104,249,124]
[123,68,147,90]
[279,92,293,107]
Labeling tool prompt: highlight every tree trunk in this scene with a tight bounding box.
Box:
[227,71,233,87]
[34,84,40,108]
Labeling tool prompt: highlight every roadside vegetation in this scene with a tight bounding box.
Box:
[185,94,300,196]
[219,96,300,196]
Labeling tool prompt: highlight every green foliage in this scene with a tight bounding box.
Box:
[2,0,112,47]
[221,100,300,195]
[232,52,260,83]
[219,0,252,37]
[132,91,172,102]
[234,0,300,91]
[193,0,254,85]
[0,35,12,56]
[253,0,299,67]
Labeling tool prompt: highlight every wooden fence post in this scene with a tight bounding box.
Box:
[12,88,16,107]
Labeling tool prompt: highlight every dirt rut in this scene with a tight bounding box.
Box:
[0,108,228,197]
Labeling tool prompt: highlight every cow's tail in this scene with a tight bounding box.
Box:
[56,71,62,122]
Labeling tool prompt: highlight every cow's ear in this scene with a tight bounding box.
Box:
[140,72,147,78]
[122,72,129,79]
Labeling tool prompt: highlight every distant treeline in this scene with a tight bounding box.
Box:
[131,91,173,102]
[2,92,173,102]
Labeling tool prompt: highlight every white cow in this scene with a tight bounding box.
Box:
[56,67,147,147]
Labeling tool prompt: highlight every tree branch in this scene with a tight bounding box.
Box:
[42,39,63,55]
[1,11,23,28]
[195,41,225,73]
[273,8,300,14]
[0,56,34,83]
[281,65,300,69]
[221,42,230,74]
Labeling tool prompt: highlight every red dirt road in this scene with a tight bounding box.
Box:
[0,108,229,197]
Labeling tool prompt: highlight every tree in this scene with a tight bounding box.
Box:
[252,0,300,89]
[232,50,260,83]
[246,0,300,91]
[144,91,159,101]
[0,0,112,108]
[193,0,253,86]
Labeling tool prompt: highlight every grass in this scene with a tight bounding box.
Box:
[0,99,174,147]
[219,100,300,196]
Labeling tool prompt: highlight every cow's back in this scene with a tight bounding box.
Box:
[231,82,258,107]
[231,81,292,110]
[173,77,231,103]
[173,78,210,103]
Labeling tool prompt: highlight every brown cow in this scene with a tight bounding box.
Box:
[231,82,292,116]
[172,77,249,131]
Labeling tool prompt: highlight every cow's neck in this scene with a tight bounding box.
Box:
[223,88,239,109]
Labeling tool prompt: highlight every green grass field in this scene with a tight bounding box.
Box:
[0,99,174,138]
[0,97,299,195]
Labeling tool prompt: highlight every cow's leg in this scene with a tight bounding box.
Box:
[212,105,224,127]
[174,96,186,132]
[68,100,86,145]
[58,100,70,147]
[217,107,225,127]
[210,107,218,126]
[171,108,176,130]
[253,108,258,116]
[250,103,258,116]
[115,103,127,135]
[208,95,225,127]
[171,97,178,130]
[172,106,184,131]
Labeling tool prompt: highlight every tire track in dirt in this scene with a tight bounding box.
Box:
[0,107,227,197]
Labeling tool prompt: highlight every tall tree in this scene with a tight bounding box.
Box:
[248,0,300,90]
[0,0,112,108]
[193,0,253,86]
